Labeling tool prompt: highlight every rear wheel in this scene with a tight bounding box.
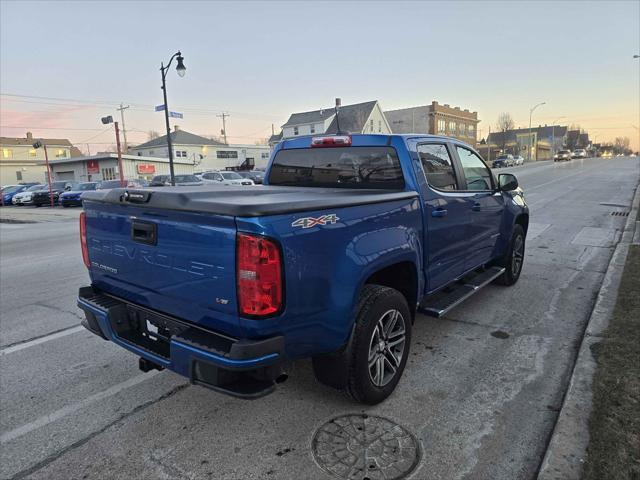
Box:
[312,285,412,405]
[496,224,525,286]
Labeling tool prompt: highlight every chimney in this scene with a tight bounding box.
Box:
[174,125,180,132]
[335,98,342,108]
[26,132,33,140]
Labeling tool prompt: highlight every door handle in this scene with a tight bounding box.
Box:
[131,220,157,245]
[471,202,481,212]
[431,208,448,218]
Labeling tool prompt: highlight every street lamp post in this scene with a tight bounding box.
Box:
[160,51,186,186]
[550,116,566,158]
[32,140,54,208]
[528,102,546,162]
[101,116,125,187]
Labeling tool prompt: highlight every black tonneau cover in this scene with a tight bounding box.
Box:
[81,185,418,217]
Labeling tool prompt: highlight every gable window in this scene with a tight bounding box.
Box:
[370,119,374,132]
[378,120,382,133]
[417,143,458,191]
[293,126,299,136]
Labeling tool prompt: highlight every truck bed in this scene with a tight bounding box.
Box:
[81,185,418,217]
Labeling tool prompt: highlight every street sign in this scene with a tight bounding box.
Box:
[169,111,183,119]
[155,105,166,112]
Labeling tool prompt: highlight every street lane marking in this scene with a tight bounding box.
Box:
[0,371,160,444]
[0,326,84,355]
[524,164,603,192]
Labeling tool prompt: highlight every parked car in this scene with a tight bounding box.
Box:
[78,133,529,404]
[200,171,254,186]
[97,179,148,190]
[492,154,514,168]
[59,182,98,207]
[1,184,31,205]
[513,155,525,166]
[150,175,203,187]
[572,149,587,159]
[237,170,264,184]
[554,150,572,162]
[12,184,45,205]
[32,181,77,206]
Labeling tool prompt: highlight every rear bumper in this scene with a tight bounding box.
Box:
[77,286,287,398]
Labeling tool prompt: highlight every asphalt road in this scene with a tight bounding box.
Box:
[1,156,639,480]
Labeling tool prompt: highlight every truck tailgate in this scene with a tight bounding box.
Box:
[83,200,241,336]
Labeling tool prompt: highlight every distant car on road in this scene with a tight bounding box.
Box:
[150,175,203,187]
[12,184,45,205]
[492,154,514,168]
[59,182,98,207]
[199,170,254,186]
[554,150,572,162]
[237,170,264,184]
[572,149,587,159]
[513,155,525,166]
[32,181,77,207]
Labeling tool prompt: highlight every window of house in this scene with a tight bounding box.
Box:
[56,149,67,158]
[468,124,475,134]
[29,149,37,157]
[16,171,23,181]
[2,148,13,159]
[101,167,116,180]
[448,122,456,134]
[378,120,382,133]
[310,124,315,134]
[459,124,465,135]
[370,119,374,132]
[216,150,238,159]
[437,119,446,134]
[417,143,458,190]
[456,146,493,191]
[261,152,270,159]
[293,126,299,135]
[175,151,182,157]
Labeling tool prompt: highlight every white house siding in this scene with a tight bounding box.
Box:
[361,104,392,134]
[282,118,335,139]
[50,156,193,182]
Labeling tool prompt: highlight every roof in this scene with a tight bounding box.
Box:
[0,136,73,147]
[268,132,283,144]
[282,109,336,128]
[487,125,568,145]
[132,130,225,149]
[325,101,378,134]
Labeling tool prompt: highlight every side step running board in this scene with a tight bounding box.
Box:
[419,266,505,318]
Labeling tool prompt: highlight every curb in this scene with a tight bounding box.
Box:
[537,178,640,479]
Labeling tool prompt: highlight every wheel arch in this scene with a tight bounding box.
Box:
[362,260,419,320]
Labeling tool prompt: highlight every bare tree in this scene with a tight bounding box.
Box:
[496,113,515,153]
[614,137,630,154]
[147,130,160,141]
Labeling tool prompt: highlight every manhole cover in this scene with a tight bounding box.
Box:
[311,414,420,480]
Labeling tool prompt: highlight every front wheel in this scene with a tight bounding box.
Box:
[496,224,525,286]
[313,285,412,404]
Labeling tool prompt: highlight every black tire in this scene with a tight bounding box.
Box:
[62,204,69,208]
[313,284,412,405]
[495,224,525,286]
[34,203,41,207]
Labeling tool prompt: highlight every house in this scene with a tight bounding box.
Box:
[385,101,479,145]
[128,126,271,170]
[279,100,392,140]
[484,125,569,161]
[48,153,194,183]
[0,132,82,184]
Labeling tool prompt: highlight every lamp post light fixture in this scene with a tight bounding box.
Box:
[32,140,55,208]
[528,102,546,162]
[160,51,186,186]
[101,115,125,187]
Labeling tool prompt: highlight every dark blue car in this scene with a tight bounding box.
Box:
[59,182,98,207]
[77,134,529,404]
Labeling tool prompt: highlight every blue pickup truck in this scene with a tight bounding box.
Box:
[77,134,528,404]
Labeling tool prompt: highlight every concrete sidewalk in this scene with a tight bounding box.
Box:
[537,180,640,479]
[0,206,81,223]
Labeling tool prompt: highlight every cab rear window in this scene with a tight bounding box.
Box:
[268,147,404,189]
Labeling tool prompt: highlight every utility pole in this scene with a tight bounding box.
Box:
[117,103,130,152]
[487,125,491,163]
[528,102,546,162]
[217,112,229,144]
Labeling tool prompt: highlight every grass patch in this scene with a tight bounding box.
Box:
[584,244,640,480]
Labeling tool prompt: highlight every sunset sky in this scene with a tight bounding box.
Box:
[1,0,639,152]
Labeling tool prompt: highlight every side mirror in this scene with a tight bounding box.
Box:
[498,173,518,191]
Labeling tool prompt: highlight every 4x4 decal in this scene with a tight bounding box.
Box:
[291,214,340,229]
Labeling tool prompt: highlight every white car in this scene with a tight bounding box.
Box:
[513,155,525,166]
[12,184,45,205]
[199,171,254,186]
[572,149,587,159]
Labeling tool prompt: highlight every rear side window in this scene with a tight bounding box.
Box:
[417,144,458,190]
[268,147,404,189]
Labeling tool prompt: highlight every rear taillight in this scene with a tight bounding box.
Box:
[79,212,90,268]
[237,233,283,317]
